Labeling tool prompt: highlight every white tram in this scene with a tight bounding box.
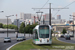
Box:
[33,25,52,44]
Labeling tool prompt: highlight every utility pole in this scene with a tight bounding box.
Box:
[70,15,75,37]
[7,17,8,37]
[24,21,25,36]
[32,3,68,25]
[49,3,51,25]
[43,15,46,24]
[16,14,18,38]
[43,15,44,24]
[34,16,35,24]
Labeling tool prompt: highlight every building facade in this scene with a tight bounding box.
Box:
[0,19,12,24]
[14,19,23,28]
[57,15,61,19]
[20,13,32,20]
[41,14,66,25]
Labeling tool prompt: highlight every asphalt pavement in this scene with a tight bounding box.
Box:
[0,37,32,50]
[0,33,33,50]
[58,37,75,44]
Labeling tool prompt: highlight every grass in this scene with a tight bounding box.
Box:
[10,37,75,50]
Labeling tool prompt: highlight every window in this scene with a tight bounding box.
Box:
[39,25,49,38]
[35,29,38,39]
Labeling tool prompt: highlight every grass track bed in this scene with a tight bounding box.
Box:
[10,37,75,50]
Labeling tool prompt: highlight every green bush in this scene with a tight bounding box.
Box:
[19,22,38,34]
[3,24,17,30]
[0,23,3,28]
[62,28,67,34]
[19,22,25,33]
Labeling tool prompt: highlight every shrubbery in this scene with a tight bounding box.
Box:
[62,28,67,34]
[19,22,38,34]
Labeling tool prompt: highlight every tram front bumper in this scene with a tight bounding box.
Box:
[35,41,52,44]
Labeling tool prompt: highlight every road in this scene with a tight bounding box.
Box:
[0,37,32,50]
[0,33,33,50]
[58,37,75,44]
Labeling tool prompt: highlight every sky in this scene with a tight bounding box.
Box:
[0,0,75,22]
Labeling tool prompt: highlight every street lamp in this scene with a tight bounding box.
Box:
[16,19,19,38]
[6,15,14,37]
[70,15,75,37]
[0,11,4,13]
[24,21,25,36]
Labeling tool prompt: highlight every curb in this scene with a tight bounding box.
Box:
[6,38,32,50]
[56,37,75,44]
[6,40,25,50]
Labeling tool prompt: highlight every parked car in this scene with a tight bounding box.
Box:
[17,37,23,41]
[21,36,26,40]
[64,34,70,40]
[4,37,11,43]
[60,34,64,38]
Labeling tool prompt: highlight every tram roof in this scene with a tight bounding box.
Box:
[34,25,51,30]
[34,25,39,29]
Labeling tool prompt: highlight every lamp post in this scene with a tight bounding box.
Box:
[6,15,14,37]
[16,19,19,38]
[70,15,75,37]
[24,21,25,36]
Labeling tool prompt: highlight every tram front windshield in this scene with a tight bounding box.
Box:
[39,26,49,38]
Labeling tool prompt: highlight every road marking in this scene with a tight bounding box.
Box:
[6,38,32,50]
[6,40,25,50]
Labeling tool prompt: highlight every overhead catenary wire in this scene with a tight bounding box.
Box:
[36,0,49,24]
[53,1,75,17]
[33,0,49,11]
[38,0,49,11]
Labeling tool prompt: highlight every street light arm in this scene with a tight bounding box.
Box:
[6,14,14,37]
[0,11,4,13]
[70,15,75,17]
[6,15,14,17]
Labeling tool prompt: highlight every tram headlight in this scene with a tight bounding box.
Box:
[40,39,42,42]
[47,39,49,42]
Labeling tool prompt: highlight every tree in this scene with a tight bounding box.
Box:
[19,22,38,34]
[3,24,17,30]
[19,22,25,33]
[25,23,38,34]
[51,30,53,34]
[62,28,67,34]
[0,23,3,28]
[3,25,7,28]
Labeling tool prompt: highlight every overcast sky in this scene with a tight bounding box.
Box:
[0,0,75,22]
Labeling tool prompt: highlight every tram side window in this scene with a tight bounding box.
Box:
[35,30,38,39]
